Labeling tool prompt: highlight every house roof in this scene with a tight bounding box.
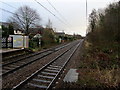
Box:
[28,27,44,35]
[55,32,65,36]
[0,22,10,27]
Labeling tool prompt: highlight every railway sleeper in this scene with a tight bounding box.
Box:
[30,79,49,86]
[44,69,59,73]
[3,66,15,70]
[49,65,61,68]
[47,66,61,70]
[17,62,26,65]
[1,69,8,73]
[33,79,51,83]
[27,83,47,89]
[38,75,54,79]
[35,76,52,81]
[7,64,20,68]
[41,71,57,76]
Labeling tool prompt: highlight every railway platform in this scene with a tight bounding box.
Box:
[0,48,23,54]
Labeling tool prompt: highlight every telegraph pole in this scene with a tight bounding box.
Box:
[86,0,87,34]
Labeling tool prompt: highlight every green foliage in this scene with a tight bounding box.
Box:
[88,9,98,33]
[86,2,120,68]
[78,2,120,88]
[8,24,14,35]
[87,2,120,43]
[41,28,55,46]
[2,24,14,37]
[29,38,39,49]
[2,25,9,37]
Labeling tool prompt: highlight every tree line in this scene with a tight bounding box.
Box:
[87,1,120,44]
[2,5,81,49]
[79,2,120,87]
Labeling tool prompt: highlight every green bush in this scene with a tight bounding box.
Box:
[29,38,39,49]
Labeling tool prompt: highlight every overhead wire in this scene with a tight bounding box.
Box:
[0,8,26,30]
[0,8,22,17]
[1,0,84,35]
[0,1,23,17]
[0,8,15,15]
[46,0,73,28]
[0,2,67,30]
[1,0,72,30]
[34,0,73,30]
[0,8,38,27]
[0,1,17,9]
[46,0,84,35]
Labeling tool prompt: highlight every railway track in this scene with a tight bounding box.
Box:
[12,40,83,90]
[1,41,75,76]
[2,49,32,61]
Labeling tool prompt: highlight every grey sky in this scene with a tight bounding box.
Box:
[0,0,118,36]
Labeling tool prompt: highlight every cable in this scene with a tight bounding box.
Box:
[0,8,16,15]
[0,4,64,28]
[34,0,55,16]
[46,0,65,20]
[1,0,83,35]
[0,8,39,29]
[0,0,57,24]
[1,0,72,31]
[0,1,17,9]
[1,7,83,35]
[34,0,72,29]
[46,0,84,35]
[0,1,24,19]
[46,0,73,27]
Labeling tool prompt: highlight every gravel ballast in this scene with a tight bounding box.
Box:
[2,41,78,89]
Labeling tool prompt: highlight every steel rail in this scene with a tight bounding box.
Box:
[47,40,83,89]
[1,42,71,77]
[12,46,72,90]
[11,40,83,90]
[3,42,70,67]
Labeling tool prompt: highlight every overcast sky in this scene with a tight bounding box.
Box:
[0,0,118,36]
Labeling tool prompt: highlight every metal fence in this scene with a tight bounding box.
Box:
[2,37,13,48]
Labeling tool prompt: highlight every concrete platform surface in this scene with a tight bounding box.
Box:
[63,69,78,82]
[0,49,22,53]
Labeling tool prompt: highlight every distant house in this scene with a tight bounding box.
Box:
[14,29,24,35]
[14,26,44,35]
[0,22,9,27]
[55,32,65,37]
[0,22,23,35]
[1,22,45,36]
[55,32,65,43]
[28,26,44,36]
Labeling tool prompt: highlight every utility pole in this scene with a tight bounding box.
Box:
[86,0,87,34]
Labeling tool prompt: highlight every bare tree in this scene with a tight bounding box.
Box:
[9,5,41,35]
[88,9,98,33]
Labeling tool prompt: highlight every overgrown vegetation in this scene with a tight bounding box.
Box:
[41,28,55,48]
[2,24,14,37]
[77,1,120,88]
